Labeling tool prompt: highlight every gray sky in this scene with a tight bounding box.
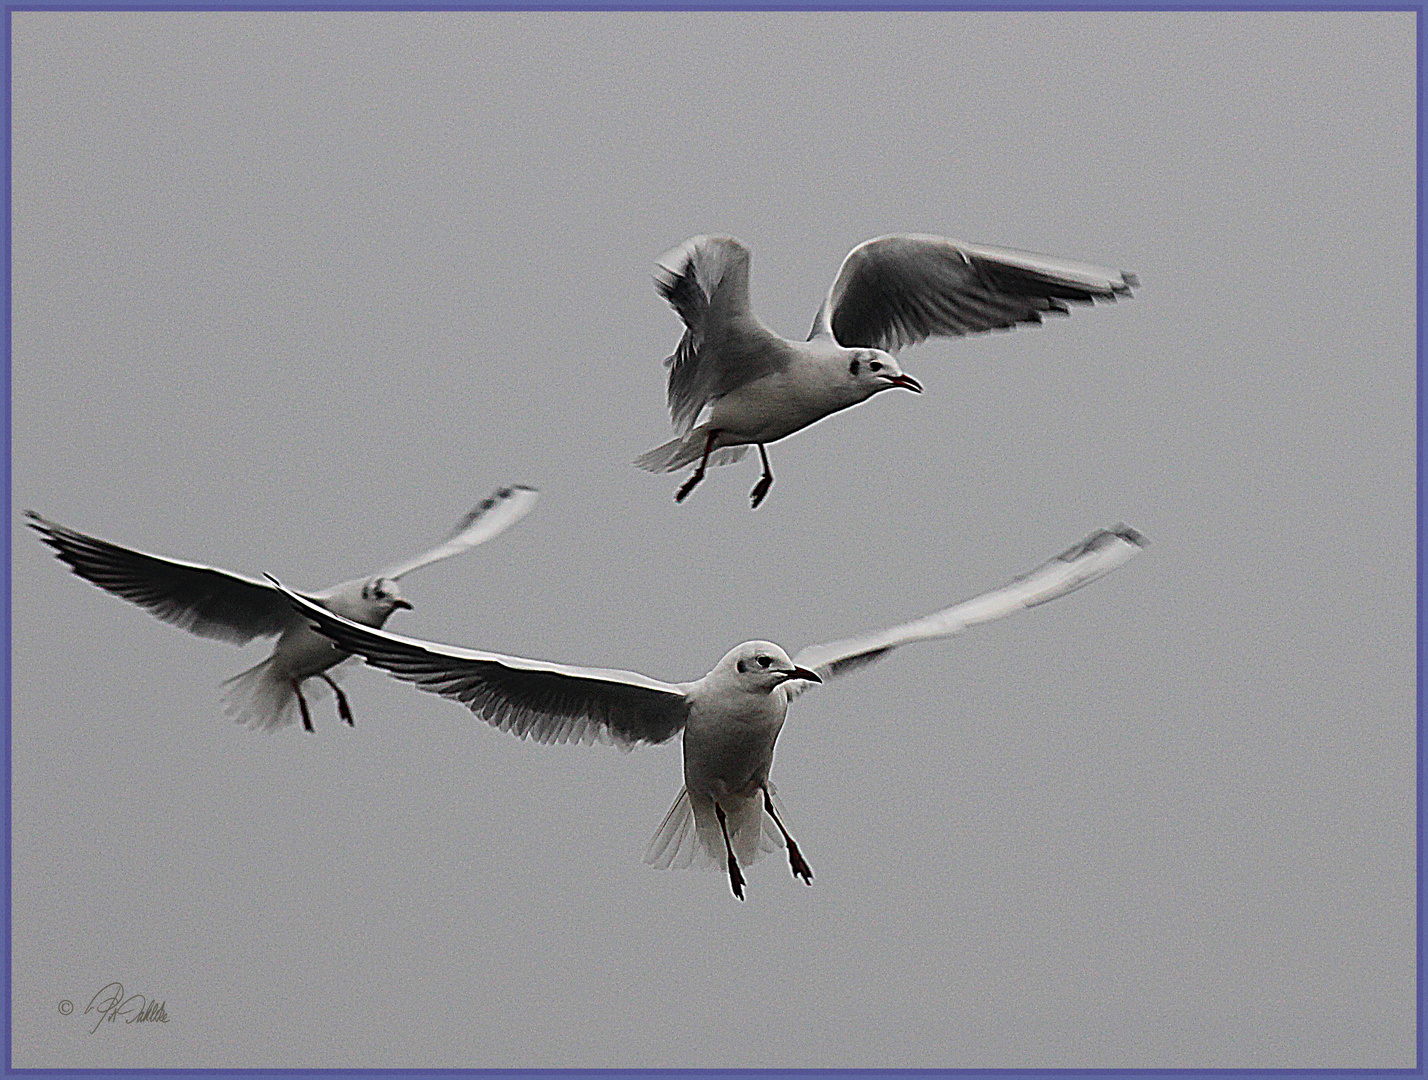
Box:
[9,10,1415,1070]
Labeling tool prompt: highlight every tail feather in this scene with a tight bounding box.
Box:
[645,786,784,872]
[725,792,781,867]
[645,787,707,870]
[635,428,750,474]
[221,656,300,733]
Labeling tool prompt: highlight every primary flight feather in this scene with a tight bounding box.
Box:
[275,524,1147,899]
[637,234,1136,507]
[28,485,539,733]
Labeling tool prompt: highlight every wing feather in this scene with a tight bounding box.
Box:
[27,511,294,643]
[655,236,786,431]
[274,582,691,747]
[815,234,1136,352]
[788,525,1147,693]
[378,485,538,581]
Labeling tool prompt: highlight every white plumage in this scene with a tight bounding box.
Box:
[638,234,1137,507]
[275,524,1147,898]
[28,486,539,733]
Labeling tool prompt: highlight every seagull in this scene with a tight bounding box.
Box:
[636,234,1137,507]
[272,524,1147,899]
[26,486,539,733]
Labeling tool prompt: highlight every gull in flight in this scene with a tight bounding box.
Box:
[273,524,1146,899]
[27,486,539,733]
[637,234,1137,507]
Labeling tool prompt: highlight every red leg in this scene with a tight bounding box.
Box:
[292,679,314,733]
[318,672,354,727]
[763,786,812,884]
[749,444,774,508]
[714,802,746,900]
[675,429,721,503]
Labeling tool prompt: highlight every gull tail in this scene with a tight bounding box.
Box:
[644,786,783,871]
[635,427,750,474]
[221,656,299,733]
[646,787,706,869]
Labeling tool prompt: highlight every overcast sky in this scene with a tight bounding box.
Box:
[8,10,1416,1070]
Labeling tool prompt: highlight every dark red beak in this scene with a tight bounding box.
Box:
[783,667,823,684]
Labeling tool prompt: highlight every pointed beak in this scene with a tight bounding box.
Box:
[887,373,923,393]
[781,667,823,684]
[392,598,413,610]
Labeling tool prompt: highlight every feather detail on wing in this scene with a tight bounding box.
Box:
[812,234,1136,352]
[655,236,784,432]
[27,511,296,643]
[378,485,539,580]
[787,524,1147,696]
[273,581,691,747]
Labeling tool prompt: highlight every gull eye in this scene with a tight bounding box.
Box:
[757,655,772,668]
[869,360,883,372]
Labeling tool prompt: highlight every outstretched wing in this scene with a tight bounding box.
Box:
[378,485,539,581]
[788,525,1147,694]
[273,580,691,747]
[811,234,1137,352]
[27,511,295,644]
[655,236,789,432]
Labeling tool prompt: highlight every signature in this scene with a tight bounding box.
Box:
[83,982,169,1034]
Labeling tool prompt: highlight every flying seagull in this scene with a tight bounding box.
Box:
[274,524,1147,899]
[637,234,1137,507]
[27,486,539,733]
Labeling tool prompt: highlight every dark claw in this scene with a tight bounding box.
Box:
[762,784,811,885]
[675,429,720,504]
[714,800,746,900]
[786,840,813,885]
[293,682,314,734]
[727,855,746,900]
[749,475,772,509]
[675,470,703,502]
[750,444,774,509]
[320,673,355,727]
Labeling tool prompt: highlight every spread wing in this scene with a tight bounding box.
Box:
[378,485,539,580]
[788,524,1147,695]
[655,235,789,431]
[273,581,691,747]
[810,234,1137,352]
[27,511,295,644]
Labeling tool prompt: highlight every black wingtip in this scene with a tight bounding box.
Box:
[24,511,63,545]
[490,484,539,501]
[1113,524,1149,547]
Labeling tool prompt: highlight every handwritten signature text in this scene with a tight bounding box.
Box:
[84,983,169,1034]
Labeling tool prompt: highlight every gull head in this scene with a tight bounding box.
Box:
[359,576,413,619]
[715,641,823,694]
[844,349,923,400]
[313,576,414,629]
